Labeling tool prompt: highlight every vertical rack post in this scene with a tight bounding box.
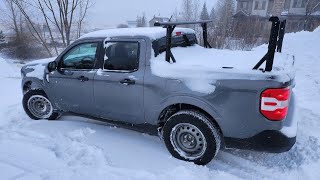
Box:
[201,23,212,48]
[277,20,286,53]
[253,16,282,72]
[165,25,176,63]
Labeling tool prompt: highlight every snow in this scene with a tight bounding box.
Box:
[0,56,21,78]
[80,27,195,40]
[25,64,47,80]
[151,45,294,94]
[0,27,320,179]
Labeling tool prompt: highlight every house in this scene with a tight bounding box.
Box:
[234,0,320,33]
[149,16,170,27]
[127,21,138,28]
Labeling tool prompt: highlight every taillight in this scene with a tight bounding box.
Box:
[175,32,182,36]
[260,88,291,121]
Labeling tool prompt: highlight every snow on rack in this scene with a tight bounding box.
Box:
[80,27,195,40]
[151,45,295,94]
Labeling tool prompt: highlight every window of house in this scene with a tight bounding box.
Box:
[262,1,267,9]
[292,0,307,8]
[240,1,248,9]
[255,1,259,9]
[103,42,139,72]
[254,1,267,10]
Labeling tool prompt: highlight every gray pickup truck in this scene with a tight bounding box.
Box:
[21,18,296,165]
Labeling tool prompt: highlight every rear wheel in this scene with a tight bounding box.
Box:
[162,110,221,165]
[23,90,60,120]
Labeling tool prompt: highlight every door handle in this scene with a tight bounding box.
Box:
[77,76,89,82]
[120,79,135,85]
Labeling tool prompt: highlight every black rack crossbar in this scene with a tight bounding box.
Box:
[253,16,287,72]
[155,20,213,63]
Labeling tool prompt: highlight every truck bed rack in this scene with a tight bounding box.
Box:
[154,20,213,63]
[155,17,286,73]
[253,16,287,72]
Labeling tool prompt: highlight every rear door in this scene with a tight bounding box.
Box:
[47,40,102,115]
[93,39,146,124]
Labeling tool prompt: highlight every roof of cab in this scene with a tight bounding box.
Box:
[79,27,195,40]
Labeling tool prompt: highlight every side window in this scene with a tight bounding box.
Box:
[104,42,139,71]
[61,42,98,70]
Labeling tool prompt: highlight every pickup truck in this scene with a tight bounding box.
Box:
[21,18,296,165]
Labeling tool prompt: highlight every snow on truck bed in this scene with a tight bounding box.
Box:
[151,45,295,94]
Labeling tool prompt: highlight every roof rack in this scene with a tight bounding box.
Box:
[253,16,287,72]
[154,20,213,63]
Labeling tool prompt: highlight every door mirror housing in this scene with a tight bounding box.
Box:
[48,61,57,72]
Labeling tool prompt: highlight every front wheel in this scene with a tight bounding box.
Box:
[23,90,60,120]
[162,110,221,165]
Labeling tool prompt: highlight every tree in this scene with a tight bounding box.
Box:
[181,0,200,28]
[304,0,320,30]
[210,0,235,48]
[11,0,54,56]
[181,0,194,22]
[40,0,92,46]
[12,0,92,49]
[117,24,129,28]
[136,13,147,27]
[1,0,24,41]
[0,31,5,43]
[200,2,210,20]
[209,7,216,23]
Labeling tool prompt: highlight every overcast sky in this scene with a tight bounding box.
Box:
[0,0,218,30]
[87,0,218,28]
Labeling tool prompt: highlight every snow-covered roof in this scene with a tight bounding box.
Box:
[79,27,195,40]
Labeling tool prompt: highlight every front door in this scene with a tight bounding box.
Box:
[94,39,145,124]
[47,41,101,115]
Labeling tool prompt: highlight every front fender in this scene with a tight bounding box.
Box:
[21,77,46,94]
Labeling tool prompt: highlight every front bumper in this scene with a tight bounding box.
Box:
[224,130,296,153]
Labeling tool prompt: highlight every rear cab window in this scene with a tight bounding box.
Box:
[152,33,197,57]
[103,41,140,72]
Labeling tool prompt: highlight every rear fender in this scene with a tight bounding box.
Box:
[155,95,224,132]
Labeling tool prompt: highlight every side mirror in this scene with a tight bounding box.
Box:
[48,61,57,72]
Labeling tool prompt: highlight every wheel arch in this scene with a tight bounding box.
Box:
[22,78,45,94]
[157,96,224,137]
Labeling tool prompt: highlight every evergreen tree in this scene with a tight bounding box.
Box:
[0,31,5,43]
[141,14,147,27]
[210,7,216,22]
[200,2,210,20]
[136,13,147,27]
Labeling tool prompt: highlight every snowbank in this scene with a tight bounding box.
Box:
[151,45,294,94]
[0,56,20,78]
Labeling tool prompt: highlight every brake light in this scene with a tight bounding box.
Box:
[176,32,182,36]
[260,88,290,121]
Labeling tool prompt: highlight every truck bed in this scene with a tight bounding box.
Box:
[151,45,295,94]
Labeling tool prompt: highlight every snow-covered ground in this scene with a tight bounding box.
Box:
[0,28,319,180]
